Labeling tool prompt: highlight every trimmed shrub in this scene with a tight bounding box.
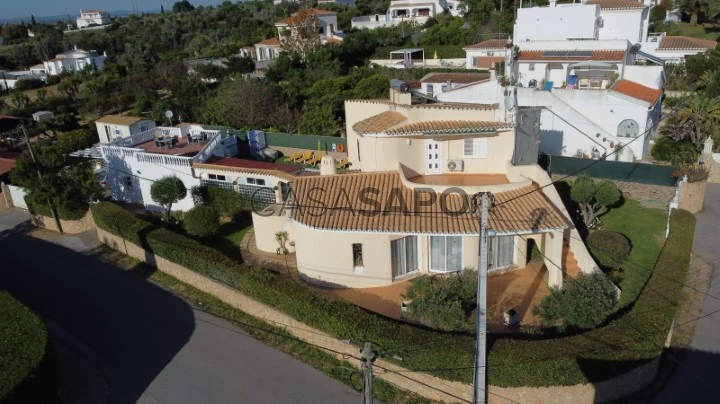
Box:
[92,202,696,387]
[587,230,631,270]
[532,273,617,330]
[403,272,477,332]
[0,292,58,402]
[207,187,250,218]
[184,205,220,238]
[652,136,699,165]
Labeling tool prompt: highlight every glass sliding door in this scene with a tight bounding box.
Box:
[392,236,418,278]
[429,236,462,272]
[488,235,515,270]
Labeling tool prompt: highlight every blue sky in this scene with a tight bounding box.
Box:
[4,0,227,20]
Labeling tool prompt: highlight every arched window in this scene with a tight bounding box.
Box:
[617,119,639,138]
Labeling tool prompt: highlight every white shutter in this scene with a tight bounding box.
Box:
[472,138,487,158]
[464,138,487,158]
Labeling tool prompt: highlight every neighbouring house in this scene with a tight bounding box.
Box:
[275,8,344,55]
[95,115,157,144]
[455,38,664,161]
[100,124,237,212]
[0,152,21,181]
[254,38,282,70]
[76,9,111,28]
[464,39,511,70]
[43,48,107,76]
[416,72,490,98]
[29,64,47,75]
[239,46,256,60]
[32,111,54,122]
[0,70,47,90]
[513,0,717,63]
[249,86,600,289]
[351,0,462,29]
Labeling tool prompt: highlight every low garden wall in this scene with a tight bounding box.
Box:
[89,202,696,403]
[678,181,706,214]
[30,210,95,234]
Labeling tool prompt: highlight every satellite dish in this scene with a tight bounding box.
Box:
[164,110,174,119]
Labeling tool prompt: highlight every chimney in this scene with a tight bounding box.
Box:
[549,0,557,6]
[320,155,337,175]
[490,62,497,80]
[74,44,78,50]
[446,79,452,89]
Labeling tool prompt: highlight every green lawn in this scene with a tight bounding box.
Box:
[209,214,253,262]
[674,22,720,40]
[600,198,667,307]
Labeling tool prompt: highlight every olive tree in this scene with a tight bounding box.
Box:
[570,174,621,228]
[150,176,187,220]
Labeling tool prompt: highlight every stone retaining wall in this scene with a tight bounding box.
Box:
[552,175,675,209]
[30,211,95,234]
[95,226,664,403]
[679,181,706,214]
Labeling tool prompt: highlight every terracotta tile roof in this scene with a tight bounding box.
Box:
[517,49,625,61]
[611,79,663,105]
[352,111,512,135]
[658,36,718,50]
[585,0,646,9]
[290,171,570,234]
[194,157,301,180]
[0,152,21,176]
[353,111,407,134]
[277,8,335,25]
[255,38,281,47]
[96,114,152,126]
[420,73,489,84]
[385,121,513,136]
[325,37,343,45]
[464,39,510,50]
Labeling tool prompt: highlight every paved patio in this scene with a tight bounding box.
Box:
[240,229,552,331]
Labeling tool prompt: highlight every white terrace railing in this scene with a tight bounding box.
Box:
[193,131,222,163]
[158,126,182,137]
[110,127,157,148]
[101,145,193,168]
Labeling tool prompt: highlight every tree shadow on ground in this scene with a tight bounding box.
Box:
[0,232,195,404]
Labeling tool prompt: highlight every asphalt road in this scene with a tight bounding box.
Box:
[0,209,360,404]
[654,184,720,403]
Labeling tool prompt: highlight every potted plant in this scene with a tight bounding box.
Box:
[504,308,520,327]
[275,231,289,255]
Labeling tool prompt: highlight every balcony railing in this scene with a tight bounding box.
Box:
[192,131,222,163]
[110,127,157,148]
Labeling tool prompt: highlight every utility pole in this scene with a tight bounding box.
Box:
[473,192,493,404]
[21,125,63,233]
[361,342,377,404]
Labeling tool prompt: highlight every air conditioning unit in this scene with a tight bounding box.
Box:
[447,160,464,172]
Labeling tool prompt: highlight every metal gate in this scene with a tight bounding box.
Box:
[7,185,28,209]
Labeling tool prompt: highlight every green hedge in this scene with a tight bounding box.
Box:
[371,45,466,60]
[489,209,695,386]
[92,202,695,387]
[0,292,58,402]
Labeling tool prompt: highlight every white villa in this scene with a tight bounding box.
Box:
[514,0,716,63]
[100,123,237,212]
[43,48,107,76]
[351,0,462,30]
[254,8,343,69]
[76,9,111,28]
[0,70,47,90]
[454,37,664,161]
[247,87,601,289]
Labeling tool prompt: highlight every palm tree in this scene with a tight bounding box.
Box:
[677,94,720,147]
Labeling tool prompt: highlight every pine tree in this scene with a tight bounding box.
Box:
[161,5,165,14]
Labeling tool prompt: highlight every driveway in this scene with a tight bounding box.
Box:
[0,209,360,403]
[654,184,720,403]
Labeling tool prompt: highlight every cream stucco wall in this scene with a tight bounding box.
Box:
[252,212,296,253]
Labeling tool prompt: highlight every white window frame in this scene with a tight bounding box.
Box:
[429,236,463,273]
[529,63,535,71]
[391,236,419,279]
[463,138,488,158]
